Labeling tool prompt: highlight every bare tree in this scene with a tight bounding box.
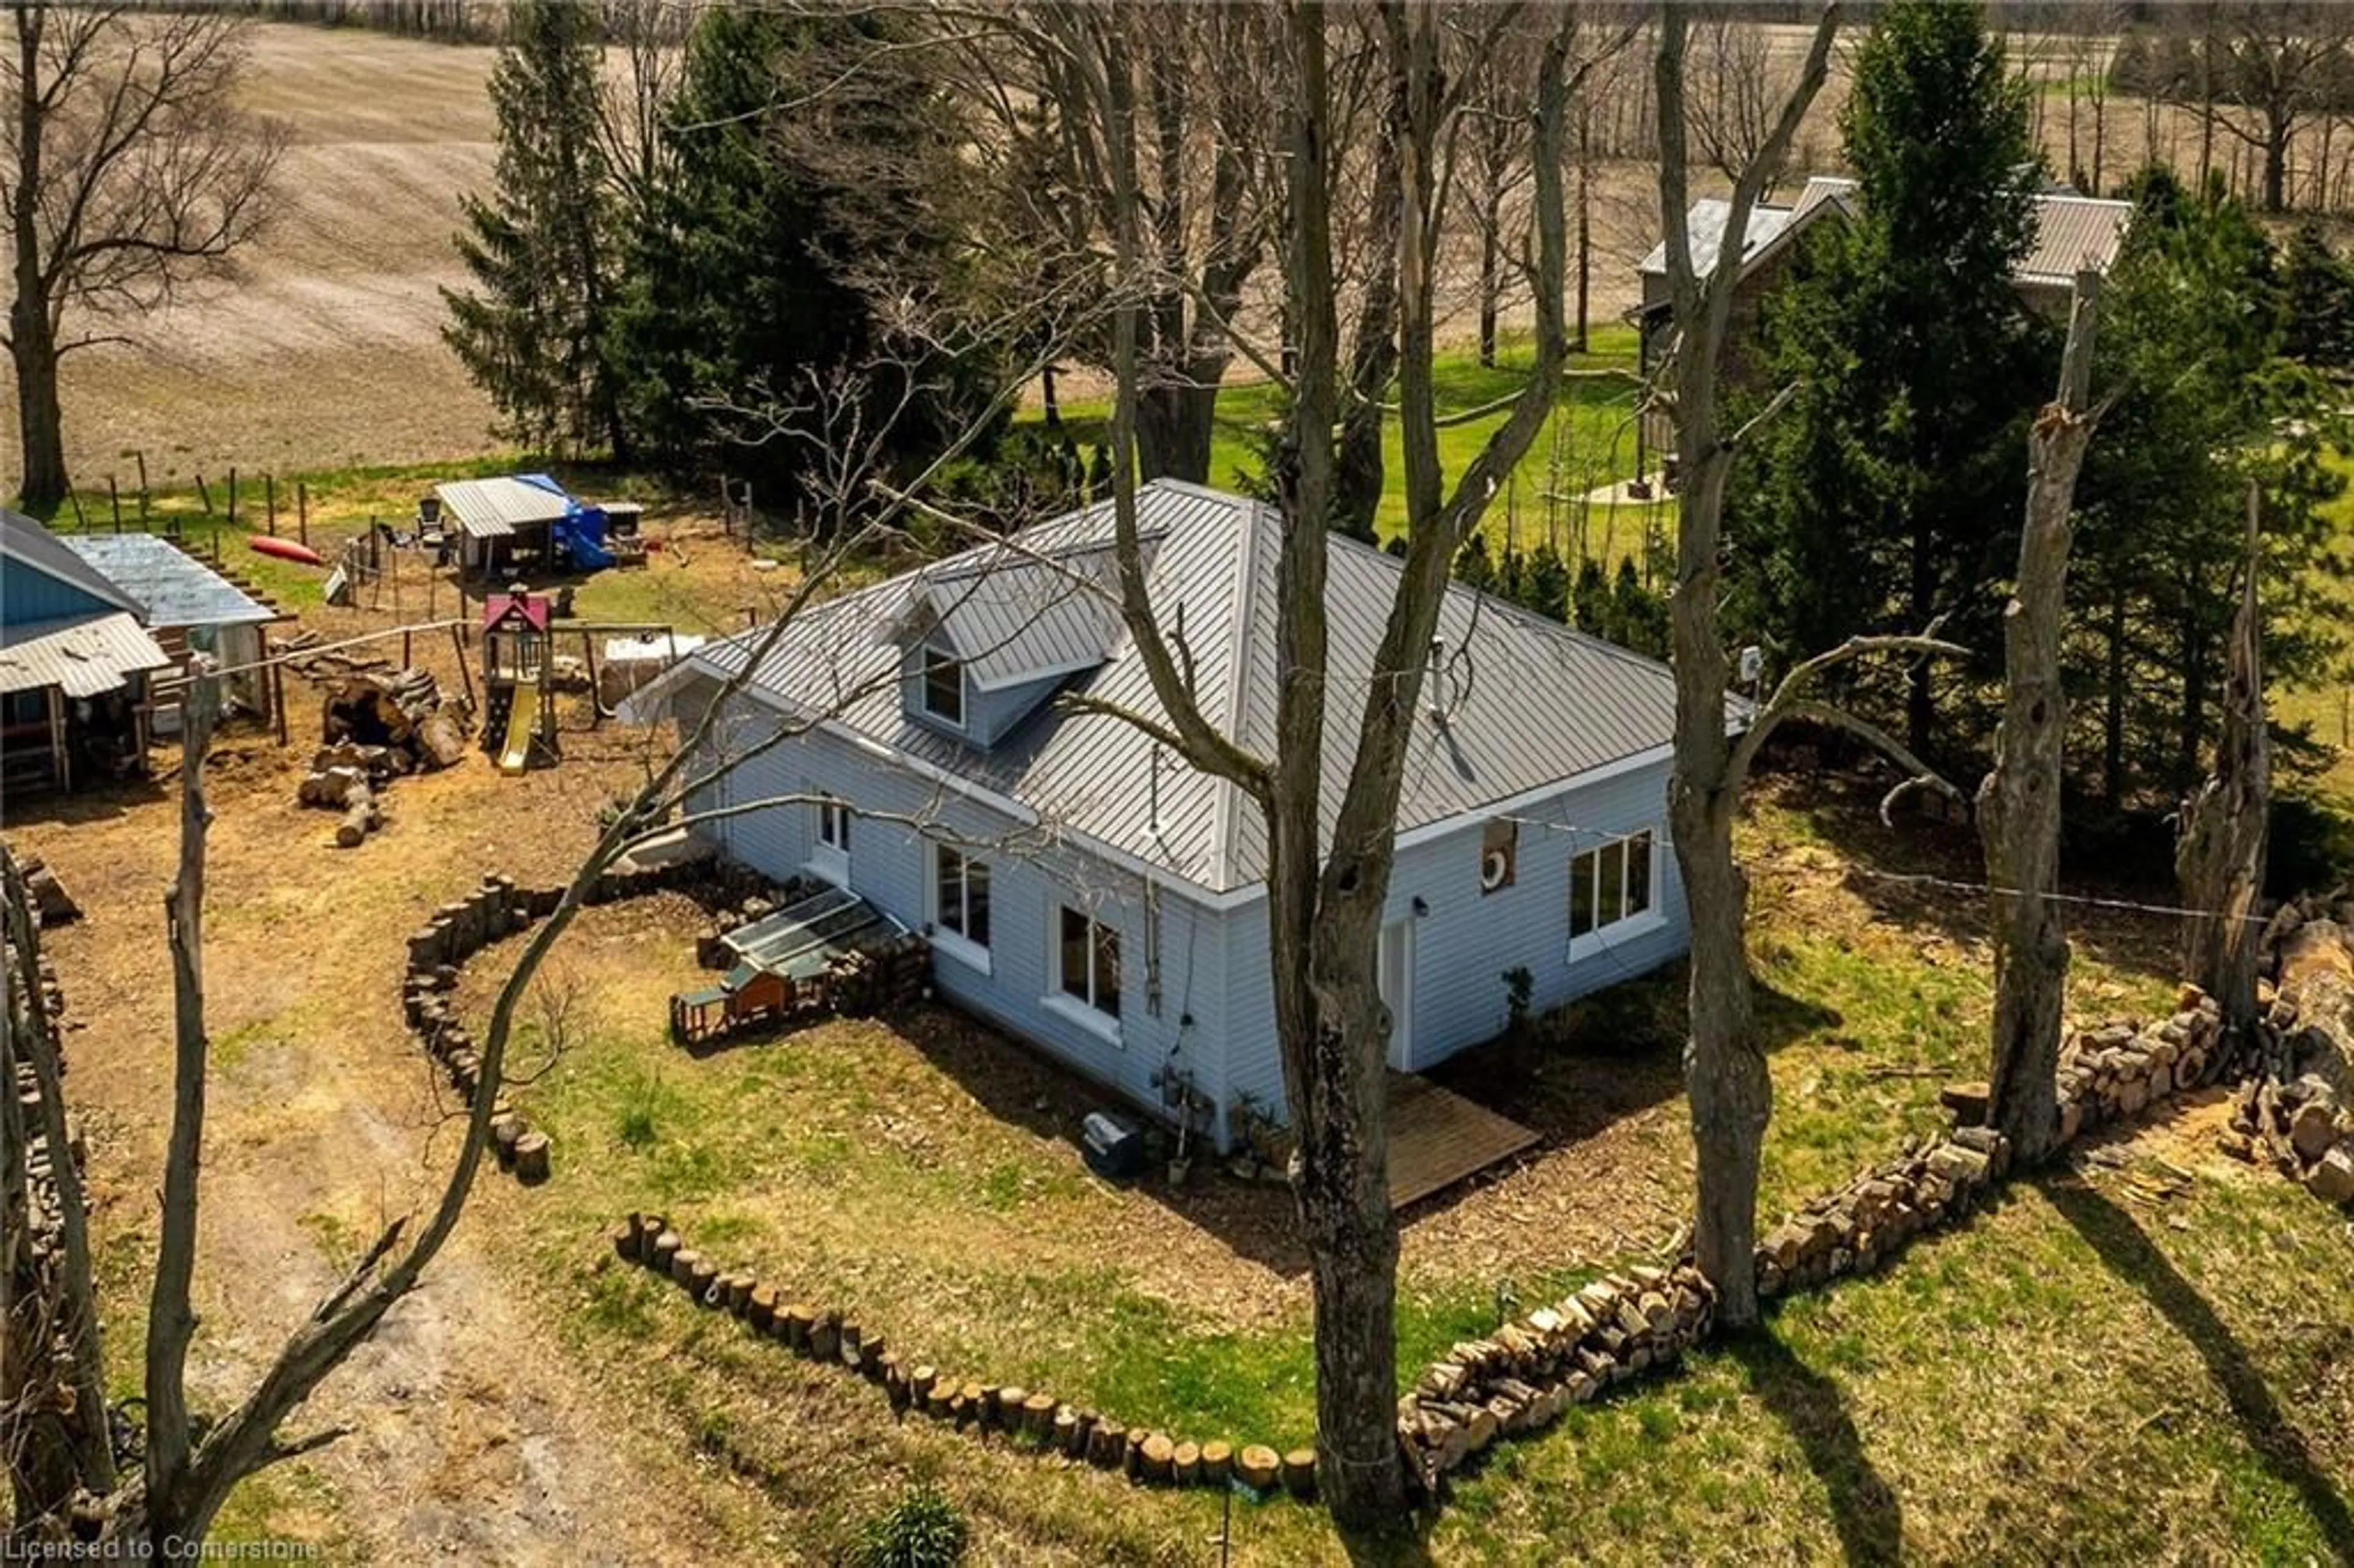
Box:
[2190,5,2354,213]
[1686,11,1796,188]
[2,4,283,509]
[2177,484,2271,1029]
[1654,2,1968,1326]
[1979,273,2103,1166]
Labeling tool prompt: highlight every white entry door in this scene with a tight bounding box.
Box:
[1379,919,1415,1072]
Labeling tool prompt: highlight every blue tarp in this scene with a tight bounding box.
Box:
[517,472,617,572]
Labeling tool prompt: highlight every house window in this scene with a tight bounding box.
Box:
[934,844,991,948]
[1479,819,1517,894]
[818,797,851,853]
[920,644,964,726]
[1570,829,1656,941]
[1057,905,1121,1020]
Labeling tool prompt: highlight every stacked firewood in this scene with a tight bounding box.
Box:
[609,1213,1319,1499]
[1756,1128,2008,1300]
[2225,1074,2354,1205]
[825,932,933,1016]
[1396,1262,1716,1491]
[2052,989,2234,1141]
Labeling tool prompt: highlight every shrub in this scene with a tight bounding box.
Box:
[847,1485,968,1568]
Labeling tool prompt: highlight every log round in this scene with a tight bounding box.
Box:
[1236,1444,1279,1491]
[1279,1448,1317,1499]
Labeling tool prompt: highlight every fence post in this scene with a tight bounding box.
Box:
[134,451,148,526]
[196,472,212,515]
[265,473,276,536]
[227,466,238,529]
[109,476,121,533]
[297,481,309,547]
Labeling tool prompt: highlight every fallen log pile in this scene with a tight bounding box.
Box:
[5,850,80,927]
[2225,1073,2354,1205]
[299,668,473,848]
[608,1212,1320,1501]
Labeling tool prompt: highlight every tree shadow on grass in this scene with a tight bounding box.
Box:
[1727,1323,1905,1566]
[2044,1176,2354,1565]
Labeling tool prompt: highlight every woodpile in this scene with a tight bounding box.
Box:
[299,667,472,847]
[1396,1260,1717,1493]
[1754,1128,2008,1300]
[2225,1073,2354,1206]
[7,851,80,927]
[611,1212,1308,1499]
[2051,989,2236,1141]
[824,932,932,1017]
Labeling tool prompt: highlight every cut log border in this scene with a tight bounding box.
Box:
[608,1212,1305,1501]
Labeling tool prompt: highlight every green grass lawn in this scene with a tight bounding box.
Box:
[442,785,2350,1564]
[1023,325,1669,560]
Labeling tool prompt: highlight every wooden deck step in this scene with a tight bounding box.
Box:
[1387,1073,1541,1209]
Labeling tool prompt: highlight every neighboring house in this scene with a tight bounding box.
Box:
[639,481,1694,1151]
[59,531,290,729]
[0,509,171,794]
[1631,176,2133,468]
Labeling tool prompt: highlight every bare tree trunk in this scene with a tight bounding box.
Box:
[2177,482,2270,1027]
[9,9,66,511]
[1653,4,1845,1329]
[139,663,222,1543]
[1336,69,1406,542]
[1981,274,2103,1166]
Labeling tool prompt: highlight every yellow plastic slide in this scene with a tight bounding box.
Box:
[498,681,539,775]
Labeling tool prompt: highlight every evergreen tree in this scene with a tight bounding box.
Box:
[442,1,625,457]
[1729,0,2049,759]
[606,6,999,512]
[2280,221,2354,371]
[2073,181,2346,803]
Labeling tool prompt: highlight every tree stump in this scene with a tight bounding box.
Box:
[667,1246,701,1287]
[1088,1421,1126,1468]
[837,1322,863,1370]
[1236,1444,1279,1491]
[993,1387,1025,1431]
[1279,1448,1317,1499]
[780,1303,814,1350]
[1200,1440,1232,1485]
[1021,1392,1056,1437]
[608,1222,636,1262]
[808,1312,841,1362]
[511,1131,550,1184]
[1140,1433,1175,1482]
[1172,1441,1200,1486]
[686,1257,718,1302]
[1122,1429,1147,1478]
[651,1231,681,1274]
[335,783,378,848]
[858,1331,886,1377]
[923,1380,955,1421]
[956,1380,985,1427]
[1053,1406,1084,1456]
[908,1365,937,1404]
[723,1274,753,1315]
[747,1285,777,1333]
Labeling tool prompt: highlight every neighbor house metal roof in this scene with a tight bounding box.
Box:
[435,476,573,539]
[0,611,172,698]
[1644,177,2131,287]
[675,481,1683,897]
[59,533,276,630]
[0,508,148,620]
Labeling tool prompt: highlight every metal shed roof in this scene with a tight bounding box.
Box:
[435,476,573,539]
[0,611,171,698]
[671,481,1689,897]
[59,533,276,630]
[0,508,147,620]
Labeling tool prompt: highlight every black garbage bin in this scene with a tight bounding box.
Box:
[1081,1111,1143,1181]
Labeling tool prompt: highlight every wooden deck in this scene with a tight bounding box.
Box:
[1388,1073,1541,1209]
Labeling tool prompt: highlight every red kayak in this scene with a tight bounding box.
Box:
[249,536,324,566]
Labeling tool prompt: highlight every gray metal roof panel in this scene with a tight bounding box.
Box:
[435,477,572,539]
[0,508,147,620]
[0,611,172,697]
[691,481,1681,896]
[59,533,274,629]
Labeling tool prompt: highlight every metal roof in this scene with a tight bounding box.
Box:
[679,481,1684,897]
[901,538,1136,691]
[1645,177,2131,287]
[1636,197,1796,279]
[58,533,275,630]
[435,476,573,539]
[0,611,171,698]
[0,508,147,620]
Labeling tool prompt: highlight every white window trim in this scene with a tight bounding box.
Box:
[926,843,993,976]
[1045,904,1122,1045]
[917,642,967,729]
[809,795,851,886]
[1565,828,1664,963]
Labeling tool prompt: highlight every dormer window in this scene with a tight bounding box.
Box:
[920,643,965,727]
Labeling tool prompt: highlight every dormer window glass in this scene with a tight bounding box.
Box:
[920,643,965,726]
